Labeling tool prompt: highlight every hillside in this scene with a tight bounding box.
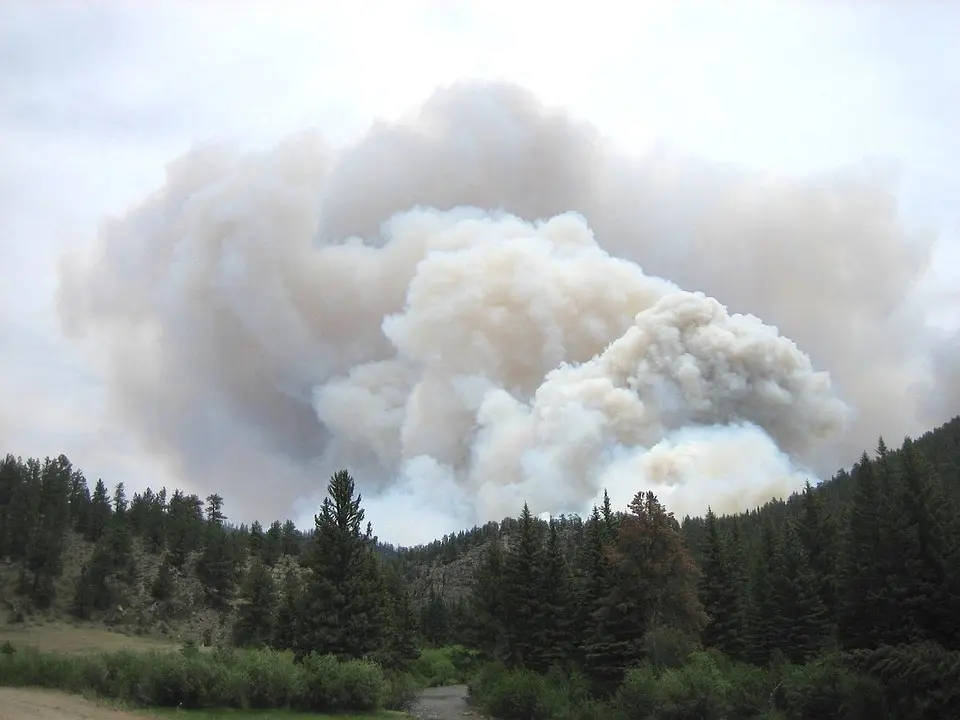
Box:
[2,415,958,645]
[2,417,960,718]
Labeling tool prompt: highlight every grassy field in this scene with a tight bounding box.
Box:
[0,622,179,654]
[144,710,409,719]
[0,688,410,720]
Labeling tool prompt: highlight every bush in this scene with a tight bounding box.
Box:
[469,662,604,720]
[614,651,773,720]
[0,644,388,712]
[411,645,467,687]
[384,671,420,711]
[780,658,889,720]
[841,642,960,719]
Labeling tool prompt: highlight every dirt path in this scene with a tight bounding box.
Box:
[410,684,486,720]
[0,687,148,720]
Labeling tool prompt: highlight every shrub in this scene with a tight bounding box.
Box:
[841,642,960,719]
[0,644,388,713]
[469,663,598,720]
[781,658,889,720]
[411,646,464,686]
[384,671,420,711]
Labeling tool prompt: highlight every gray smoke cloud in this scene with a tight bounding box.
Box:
[56,80,955,542]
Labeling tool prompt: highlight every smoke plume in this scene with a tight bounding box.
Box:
[56,80,953,543]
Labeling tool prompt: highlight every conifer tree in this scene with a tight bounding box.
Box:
[264,521,284,565]
[88,479,112,543]
[421,587,450,646]
[891,437,960,649]
[837,451,888,650]
[586,491,705,689]
[232,559,277,648]
[196,523,238,609]
[293,470,388,662]
[796,481,839,631]
[0,455,23,560]
[468,533,506,660]
[743,516,778,666]
[151,556,174,602]
[534,519,574,670]
[577,505,615,671]
[379,564,421,669]
[24,456,71,607]
[273,566,301,651]
[770,520,829,663]
[249,520,265,559]
[699,508,744,659]
[501,503,543,668]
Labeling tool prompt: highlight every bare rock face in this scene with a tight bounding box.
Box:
[406,542,491,604]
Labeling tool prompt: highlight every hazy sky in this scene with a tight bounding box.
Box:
[2,0,958,544]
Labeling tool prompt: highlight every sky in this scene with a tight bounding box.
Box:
[2,0,959,545]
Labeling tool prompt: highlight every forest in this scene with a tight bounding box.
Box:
[1,415,959,719]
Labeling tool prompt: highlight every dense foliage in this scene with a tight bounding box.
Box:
[1,415,959,718]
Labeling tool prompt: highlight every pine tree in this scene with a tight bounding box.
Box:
[293,470,389,662]
[112,482,128,517]
[891,437,960,649]
[71,515,134,619]
[280,520,301,556]
[533,519,574,671]
[205,493,226,526]
[24,456,72,607]
[700,508,744,659]
[421,588,450,646]
[273,566,301,651]
[743,516,778,666]
[232,559,277,648]
[88,479,112,543]
[0,455,24,560]
[249,520,265,559]
[837,452,887,650]
[586,491,705,689]
[468,534,506,661]
[151,556,175,602]
[796,481,839,633]
[379,564,421,669]
[577,505,615,672]
[264,521,284,565]
[501,503,543,668]
[770,520,829,663]
[196,524,238,609]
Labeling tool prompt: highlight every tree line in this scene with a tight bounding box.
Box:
[1,415,959,717]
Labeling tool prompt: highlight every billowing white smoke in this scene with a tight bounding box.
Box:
[57,81,952,544]
[312,210,848,529]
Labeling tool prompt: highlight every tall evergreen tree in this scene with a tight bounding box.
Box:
[699,508,744,660]
[534,519,574,670]
[837,452,887,650]
[196,523,238,609]
[273,566,302,651]
[501,503,543,668]
[293,470,388,662]
[891,437,960,649]
[468,533,506,661]
[421,587,450,646]
[770,520,829,663]
[88,479,112,543]
[232,559,277,648]
[796,481,839,632]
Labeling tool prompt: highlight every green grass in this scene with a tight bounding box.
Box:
[144,710,409,719]
[0,623,179,654]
